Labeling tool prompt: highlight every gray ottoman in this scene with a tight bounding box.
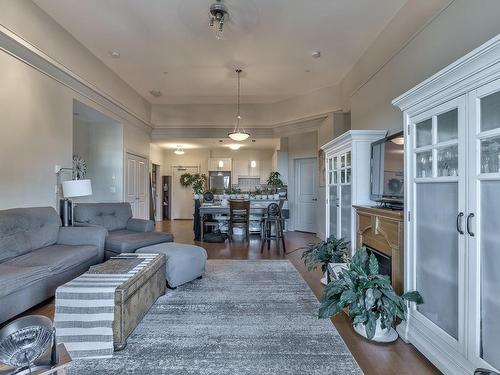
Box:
[135,243,207,288]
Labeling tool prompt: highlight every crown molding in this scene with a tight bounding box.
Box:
[0,25,153,133]
[151,112,334,140]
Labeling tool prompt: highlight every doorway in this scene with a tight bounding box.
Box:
[126,152,148,219]
[294,158,318,233]
[172,166,199,220]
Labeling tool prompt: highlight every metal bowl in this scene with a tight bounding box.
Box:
[0,315,54,368]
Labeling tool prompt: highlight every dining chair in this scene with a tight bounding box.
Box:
[228,200,251,242]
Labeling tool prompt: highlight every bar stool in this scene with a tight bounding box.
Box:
[260,203,286,253]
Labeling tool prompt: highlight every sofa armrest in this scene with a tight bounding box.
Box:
[57,226,108,262]
[126,218,154,232]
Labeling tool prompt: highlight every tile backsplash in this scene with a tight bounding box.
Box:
[235,177,261,191]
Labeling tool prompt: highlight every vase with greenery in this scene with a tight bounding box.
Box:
[302,235,349,284]
[318,247,423,342]
[267,171,284,193]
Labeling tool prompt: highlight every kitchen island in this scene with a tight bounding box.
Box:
[197,200,288,240]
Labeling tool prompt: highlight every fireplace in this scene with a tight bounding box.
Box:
[354,205,404,294]
[364,244,392,280]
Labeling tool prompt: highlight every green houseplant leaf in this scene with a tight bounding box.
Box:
[301,235,350,274]
[318,246,424,340]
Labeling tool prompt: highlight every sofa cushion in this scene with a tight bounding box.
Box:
[106,230,174,254]
[74,203,132,231]
[0,207,61,263]
[0,264,51,298]
[4,244,99,273]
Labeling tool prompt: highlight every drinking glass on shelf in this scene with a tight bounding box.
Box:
[420,155,427,178]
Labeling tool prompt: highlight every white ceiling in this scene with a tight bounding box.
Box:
[34,0,406,104]
[156,138,280,150]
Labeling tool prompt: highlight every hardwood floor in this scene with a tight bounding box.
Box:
[24,219,440,375]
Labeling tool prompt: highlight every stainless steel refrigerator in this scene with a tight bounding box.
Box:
[209,171,231,192]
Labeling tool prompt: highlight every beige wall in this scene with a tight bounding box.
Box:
[0,0,151,122]
[151,84,342,129]
[343,0,500,132]
[0,0,153,210]
[73,117,123,203]
[0,51,73,209]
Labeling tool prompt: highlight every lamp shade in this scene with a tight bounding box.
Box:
[62,179,92,198]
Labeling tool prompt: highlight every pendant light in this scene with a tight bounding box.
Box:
[174,145,185,155]
[228,69,250,142]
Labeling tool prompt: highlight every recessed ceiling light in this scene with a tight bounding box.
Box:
[109,50,120,58]
[163,71,168,75]
[149,90,163,98]
[228,144,241,150]
[312,51,321,59]
[305,69,311,73]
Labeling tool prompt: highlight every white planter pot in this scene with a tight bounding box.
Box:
[353,318,398,343]
[230,194,237,199]
[320,263,348,285]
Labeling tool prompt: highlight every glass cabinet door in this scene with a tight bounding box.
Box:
[468,82,500,372]
[410,96,466,350]
[326,150,352,246]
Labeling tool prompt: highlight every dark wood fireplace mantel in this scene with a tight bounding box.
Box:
[353,205,404,294]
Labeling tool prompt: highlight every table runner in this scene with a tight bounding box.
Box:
[54,253,158,359]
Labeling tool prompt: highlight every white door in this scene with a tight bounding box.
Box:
[294,158,318,233]
[126,153,148,219]
[408,96,467,356]
[172,166,199,220]
[467,79,500,372]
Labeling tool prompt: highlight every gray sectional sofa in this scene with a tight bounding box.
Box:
[73,203,174,259]
[0,207,107,323]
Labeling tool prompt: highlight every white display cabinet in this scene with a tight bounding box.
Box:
[393,34,500,375]
[321,130,386,247]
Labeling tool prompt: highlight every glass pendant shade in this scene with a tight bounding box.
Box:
[228,131,250,141]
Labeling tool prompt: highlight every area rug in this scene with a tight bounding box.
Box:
[68,260,362,375]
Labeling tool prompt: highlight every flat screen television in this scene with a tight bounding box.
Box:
[370,132,404,205]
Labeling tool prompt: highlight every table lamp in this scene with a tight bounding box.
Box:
[60,179,92,226]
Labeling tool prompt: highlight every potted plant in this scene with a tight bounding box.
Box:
[254,188,262,200]
[179,173,207,199]
[319,247,423,342]
[302,235,350,285]
[267,171,283,189]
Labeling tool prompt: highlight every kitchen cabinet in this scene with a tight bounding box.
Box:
[208,158,232,171]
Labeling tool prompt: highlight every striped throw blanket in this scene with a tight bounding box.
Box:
[54,253,158,359]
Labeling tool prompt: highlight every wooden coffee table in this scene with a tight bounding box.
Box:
[55,253,166,356]
[89,253,166,350]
